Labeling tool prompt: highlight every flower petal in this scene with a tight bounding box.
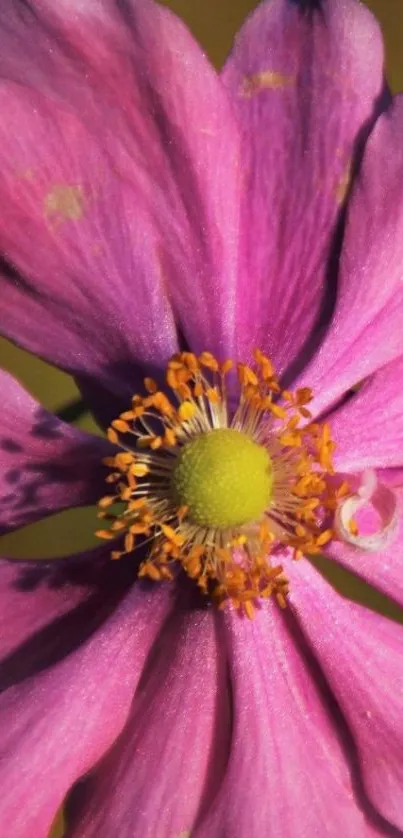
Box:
[0,579,173,838]
[67,607,228,837]
[297,96,403,417]
[0,90,178,403]
[199,601,386,838]
[0,545,133,687]
[222,0,385,373]
[288,556,403,832]
[0,0,241,398]
[331,356,403,471]
[0,370,111,534]
[326,489,403,610]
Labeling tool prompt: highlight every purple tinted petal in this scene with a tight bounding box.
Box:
[296,96,403,418]
[199,601,386,838]
[0,370,111,534]
[288,557,403,832]
[0,0,242,403]
[0,545,137,692]
[67,607,228,837]
[0,580,173,838]
[222,0,385,374]
[330,356,403,471]
[0,546,110,665]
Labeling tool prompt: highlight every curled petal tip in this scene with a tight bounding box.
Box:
[335,470,399,552]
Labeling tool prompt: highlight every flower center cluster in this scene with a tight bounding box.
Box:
[172,428,273,528]
[96,350,342,617]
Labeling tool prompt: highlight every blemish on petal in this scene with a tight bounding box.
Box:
[44,183,86,227]
[240,70,294,98]
[91,242,104,256]
[198,127,217,136]
[335,162,352,205]
[16,167,35,181]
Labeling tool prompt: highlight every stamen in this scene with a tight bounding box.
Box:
[97,350,345,617]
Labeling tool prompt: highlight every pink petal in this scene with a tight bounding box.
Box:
[379,468,403,490]
[199,603,384,838]
[222,0,385,374]
[0,546,113,665]
[330,356,403,471]
[0,0,241,398]
[297,96,403,418]
[326,488,403,609]
[67,607,228,837]
[0,580,173,838]
[0,90,178,402]
[0,370,111,534]
[0,544,137,691]
[287,556,403,832]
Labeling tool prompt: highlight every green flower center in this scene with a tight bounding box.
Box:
[171,428,273,528]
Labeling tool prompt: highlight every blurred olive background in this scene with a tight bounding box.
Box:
[0,1,402,836]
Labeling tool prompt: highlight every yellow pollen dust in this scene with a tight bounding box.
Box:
[97,350,339,617]
[240,70,295,98]
[45,183,85,226]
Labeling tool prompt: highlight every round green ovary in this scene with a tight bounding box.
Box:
[171,428,273,529]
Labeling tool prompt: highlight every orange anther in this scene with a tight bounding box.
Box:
[144,377,158,393]
[130,463,149,477]
[111,419,131,433]
[221,359,233,374]
[119,487,132,501]
[244,600,256,619]
[181,352,199,372]
[102,456,116,467]
[206,387,220,403]
[178,401,196,421]
[95,529,116,540]
[237,363,258,386]
[128,498,147,511]
[124,532,135,553]
[98,496,115,509]
[199,352,219,371]
[107,428,119,444]
[164,428,177,447]
[161,524,186,546]
[193,382,204,397]
[115,452,133,468]
[296,387,313,406]
[150,436,162,450]
[316,529,333,547]
[267,402,287,420]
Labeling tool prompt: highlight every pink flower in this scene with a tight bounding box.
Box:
[0,0,403,835]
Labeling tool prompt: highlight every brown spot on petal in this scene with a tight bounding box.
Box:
[335,163,352,205]
[45,183,85,226]
[240,70,295,97]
